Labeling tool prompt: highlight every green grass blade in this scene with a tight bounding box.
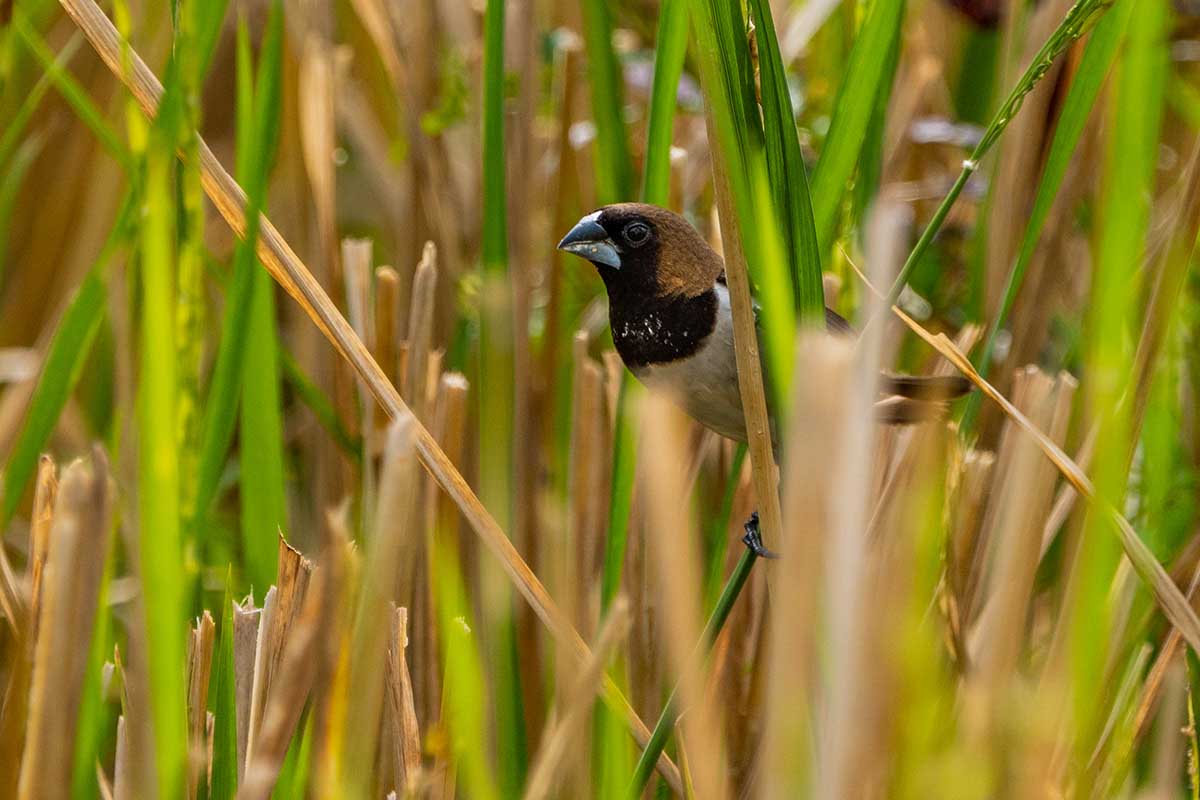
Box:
[1,193,132,528]
[138,137,188,800]
[238,0,288,592]
[600,378,640,613]
[641,0,688,206]
[191,15,260,524]
[1070,0,1168,776]
[808,0,905,251]
[749,0,824,319]
[581,0,633,201]
[480,0,527,792]
[435,542,501,800]
[189,0,232,87]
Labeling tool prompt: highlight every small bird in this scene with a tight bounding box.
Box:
[558,203,970,446]
[558,203,970,556]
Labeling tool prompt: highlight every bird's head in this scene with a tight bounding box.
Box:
[557,203,724,298]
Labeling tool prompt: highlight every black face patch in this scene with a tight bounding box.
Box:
[604,282,718,368]
[593,209,662,292]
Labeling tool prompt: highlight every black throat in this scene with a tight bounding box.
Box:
[601,274,718,369]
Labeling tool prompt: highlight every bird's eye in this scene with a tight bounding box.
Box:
[623,221,651,247]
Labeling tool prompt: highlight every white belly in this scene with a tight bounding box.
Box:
[630,284,749,442]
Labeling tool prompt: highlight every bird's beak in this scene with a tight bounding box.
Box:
[557,214,621,269]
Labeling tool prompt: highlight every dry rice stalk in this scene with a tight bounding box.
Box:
[27,454,58,633]
[244,585,278,773]
[641,393,728,799]
[374,266,401,424]
[186,611,216,799]
[0,456,57,788]
[297,29,340,288]
[343,414,421,791]
[0,532,21,637]
[18,450,111,800]
[567,333,606,637]
[522,596,632,800]
[96,760,114,800]
[763,332,852,798]
[969,368,1074,678]
[54,2,679,785]
[702,122,785,563]
[946,449,995,664]
[342,238,374,352]
[424,373,469,727]
[244,539,313,777]
[232,597,261,785]
[404,242,438,421]
[238,568,324,800]
[960,370,1074,779]
[385,605,422,796]
[819,206,901,798]
[113,715,130,800]
[310,507,357,795]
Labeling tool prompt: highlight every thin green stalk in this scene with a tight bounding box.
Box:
[237,0,287,592]
[600,379,640,613]
[880,0,1116,313]
[627,543,761,797]
[1070,0,1168,783]
[480,0,527,792]
[138,134,188,800]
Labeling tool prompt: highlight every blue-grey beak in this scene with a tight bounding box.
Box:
[557,214,622,269]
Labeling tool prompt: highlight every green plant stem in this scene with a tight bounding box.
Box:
[627,542,761,797]
[879,0,1114,313]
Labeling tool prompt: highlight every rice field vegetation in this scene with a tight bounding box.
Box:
[3,0,1200,797]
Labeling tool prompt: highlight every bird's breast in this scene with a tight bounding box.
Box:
[624,284,749,442]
